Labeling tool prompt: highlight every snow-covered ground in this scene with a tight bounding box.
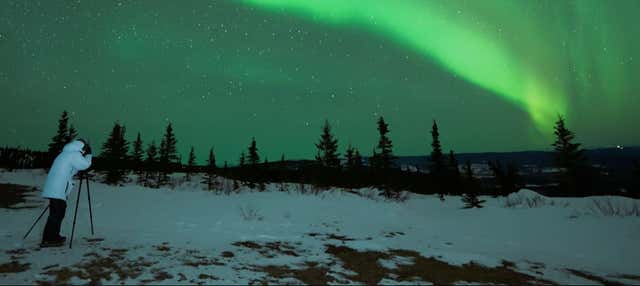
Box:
[1,169,639,285]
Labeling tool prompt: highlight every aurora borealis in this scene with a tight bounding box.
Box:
[1,0,639,164]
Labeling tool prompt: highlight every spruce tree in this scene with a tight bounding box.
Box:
[48,111,70,155]
[247,137,260,166]
[552,116,586,171]
[489,160,519,196]
[353,149,363,169]
[203,147,216,190]
[67,124,78,143]
[464,160,474,180]
[461,161,484,208]
[159,123,178,185]
[144,141,159,188]
[462,190,486,209]
[186,146,196,181]
[239,152,246,167]
[345,145,355,170]
[430,120,445,175]
[372,116,395,169]
[131,132,144,177]
[315,120,340,168]
[552,116,587,194]
[101,122,129,185]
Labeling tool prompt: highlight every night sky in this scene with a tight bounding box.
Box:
[1,0,639,164]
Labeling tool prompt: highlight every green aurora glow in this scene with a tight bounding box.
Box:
[1,0,638,163]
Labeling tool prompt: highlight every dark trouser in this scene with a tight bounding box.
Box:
[42,198,66,242]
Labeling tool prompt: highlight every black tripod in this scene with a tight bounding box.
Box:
[23,172,95,248]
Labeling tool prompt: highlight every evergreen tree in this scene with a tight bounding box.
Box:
[448,150,460,176]
[353,149,363,169]
[48,111,70,155]
[186,146,196,181]
[430,120,445,175]
[552,116,586,169]
[552,116,587,194]
[489,160,519,196]
[464,160,474,179]
[144,141,159,188]
[131,132,144,177]
[345,145,355,170]
[203,147,216,190]
[461,190,486,209]
[158,123,178,185]
[101,122,129,185]
[461,160,484,208]
[371,116,395,169]
[315,120,340,168]
[67,124,78,143]
[239,152,246,167]
[247,137,260,166]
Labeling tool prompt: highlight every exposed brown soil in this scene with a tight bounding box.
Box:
[198,273,219,280]
[232,240,303,258]
[0,183,40,209]
[5,248,29,256]
[38,248,156,285]
[0,261,31,274]
[325,245,555,285]
[140,269,173,283]
[232,241,262,249]
[567,268,625,286]
[221,251,235,258]
[251,261,336,285]
[263,241,299,257]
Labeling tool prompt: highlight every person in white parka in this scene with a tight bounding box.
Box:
[41,139,92,246]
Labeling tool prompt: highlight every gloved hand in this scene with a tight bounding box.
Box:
[83,144,92,155]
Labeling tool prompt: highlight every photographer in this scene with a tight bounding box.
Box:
[40,139,92,247]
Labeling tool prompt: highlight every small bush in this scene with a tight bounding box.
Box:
[239,205,263,221]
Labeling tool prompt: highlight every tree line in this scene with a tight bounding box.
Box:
[2,110,639,202]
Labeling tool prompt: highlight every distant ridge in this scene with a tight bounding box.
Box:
[394,146,640,175]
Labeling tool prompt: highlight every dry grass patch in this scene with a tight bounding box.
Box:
[325,245,554,285]
[232,241,262,249]
[0,260,30,274]
[197,273,219,280]
[38,249,156,285]
[252,261,335,285]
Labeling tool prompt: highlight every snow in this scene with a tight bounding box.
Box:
[1,169,639,285]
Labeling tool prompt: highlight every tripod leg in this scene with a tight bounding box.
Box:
[86,176,94,235]
[69,177,83,249]
[23,205,49,240]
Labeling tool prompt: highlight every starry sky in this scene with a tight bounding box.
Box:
[1,0,639,164]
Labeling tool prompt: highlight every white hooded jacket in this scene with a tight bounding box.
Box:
[42,140,92,201]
